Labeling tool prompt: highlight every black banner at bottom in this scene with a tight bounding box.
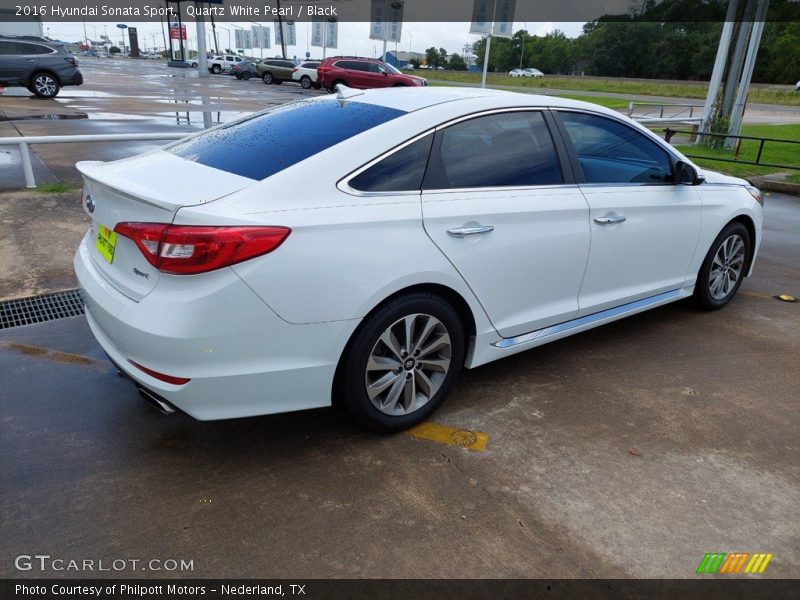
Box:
[2,579,798,600]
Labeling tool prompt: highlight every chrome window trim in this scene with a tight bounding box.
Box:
[340,106,668,198]
[337,128,435,197]
[422,183,580,196]
[554,106,686,167]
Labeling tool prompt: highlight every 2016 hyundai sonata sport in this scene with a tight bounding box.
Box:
[74,87,763,431]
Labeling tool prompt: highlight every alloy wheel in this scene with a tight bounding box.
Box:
[34,75,57,97]
[709,234,745,300]
[364,313,452,416]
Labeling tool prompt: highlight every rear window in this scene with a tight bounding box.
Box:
[168,100,406,181]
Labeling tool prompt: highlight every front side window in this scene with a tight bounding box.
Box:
[168,100,405,181]
[349,135,433,193]
[558,112,673,184]
[424,111,563,190]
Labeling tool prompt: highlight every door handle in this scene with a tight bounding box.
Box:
[25,59,36,63]
[447,225,494,238]
[593,216,626,225]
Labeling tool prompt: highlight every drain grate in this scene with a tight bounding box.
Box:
[0,289,85,330]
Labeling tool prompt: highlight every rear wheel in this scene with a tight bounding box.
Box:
[242,72,251,81]
[330,79,346,92]
[338,293,465,432]
[300,75,312,89]
[262,72,273,84]
[694,222,751,310]
[30,72,60,98]
[212,65,221,74]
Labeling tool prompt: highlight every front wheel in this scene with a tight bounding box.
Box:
[694,222,751,310]
[262,72,273,84]
[242,72,251,80]
[212,65,221,74]
[338,293,465,432]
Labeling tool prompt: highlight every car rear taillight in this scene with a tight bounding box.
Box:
[128,360,190,385]
[114,223,291,275]
[65,56,78,66]
[292,67,298,72]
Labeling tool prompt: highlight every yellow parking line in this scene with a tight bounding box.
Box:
[739,291,775,300]
[406,421,489,451]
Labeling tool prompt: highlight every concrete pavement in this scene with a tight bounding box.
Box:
[1,193,798,579]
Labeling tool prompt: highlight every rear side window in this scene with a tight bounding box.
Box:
[302,62,320,69]
[168,100,405,181]
[558,112,673,184]
[349,135,433,193]
[0,42,13,55]
[424,111,563,189]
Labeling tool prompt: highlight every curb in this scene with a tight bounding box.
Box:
[749,176,800,196]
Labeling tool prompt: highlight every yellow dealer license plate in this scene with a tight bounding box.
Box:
[95,224,117,263]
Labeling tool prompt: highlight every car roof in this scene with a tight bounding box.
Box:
[343,86,620,117]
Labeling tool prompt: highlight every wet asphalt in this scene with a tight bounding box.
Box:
[1,192,798,578]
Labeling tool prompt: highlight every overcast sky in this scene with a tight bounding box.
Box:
[44,21,585,58]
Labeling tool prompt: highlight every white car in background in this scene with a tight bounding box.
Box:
[74,87,763,431]
[524,68,544,78]
[292,60,320,89]
[508,68,525,77]
[795,79,799,91]
[208,54,243,74]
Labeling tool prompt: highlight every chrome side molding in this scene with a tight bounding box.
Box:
[492,289,682,349]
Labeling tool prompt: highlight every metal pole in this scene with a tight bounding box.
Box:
[19,142,36,189]
[480,0,498,89]
[195,4,208,77]
[519,24,525,69]
[277,0,287,59]
[727,0,769,145]
[697,0,739,143]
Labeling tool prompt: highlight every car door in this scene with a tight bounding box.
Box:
[421,110,591,338]
[367,62,391,87]
[0,41,34,84]
[554,110,702,315]
[338,61,370,88]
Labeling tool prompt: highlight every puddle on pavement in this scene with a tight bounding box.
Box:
[0,113,88,122]
[0,150,15,166]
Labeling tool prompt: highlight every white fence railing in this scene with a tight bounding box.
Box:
[0,133,189,189]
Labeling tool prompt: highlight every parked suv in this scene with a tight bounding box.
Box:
[257,58,298,85]
[208,55,243,74]
[316,56,427,91]
[0,36,83,98]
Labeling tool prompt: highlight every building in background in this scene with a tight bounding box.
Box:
[384,50,425,68]
[0,13,44,37]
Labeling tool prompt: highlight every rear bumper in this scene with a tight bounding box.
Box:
[61,69,83,86]
[74,234,358,420]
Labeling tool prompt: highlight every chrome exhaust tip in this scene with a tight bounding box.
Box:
[138,388,176,415]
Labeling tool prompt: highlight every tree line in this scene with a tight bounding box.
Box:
[471,20,798,84]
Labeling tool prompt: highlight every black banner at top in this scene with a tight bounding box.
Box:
[0,0,798,23]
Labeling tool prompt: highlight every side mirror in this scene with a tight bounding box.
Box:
[675,161,705,186]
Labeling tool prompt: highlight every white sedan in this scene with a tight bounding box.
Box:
[508,68,525,77]
[74,87,763,431]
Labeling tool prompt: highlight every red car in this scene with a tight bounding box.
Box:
[316,56,427,91]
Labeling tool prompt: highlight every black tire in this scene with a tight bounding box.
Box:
[338,293,465,432]
[694,222,751,310]
[191,61,198,68]
[331,79,346,92]
[242,72,251,81]
[262,72,273,85]
[29,71,60,98]
[212,65,221,74]
[235,73,242,80]
[300,75,312,89]
[274,79,283,85]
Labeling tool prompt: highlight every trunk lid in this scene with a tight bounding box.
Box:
[77,151,254,301]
